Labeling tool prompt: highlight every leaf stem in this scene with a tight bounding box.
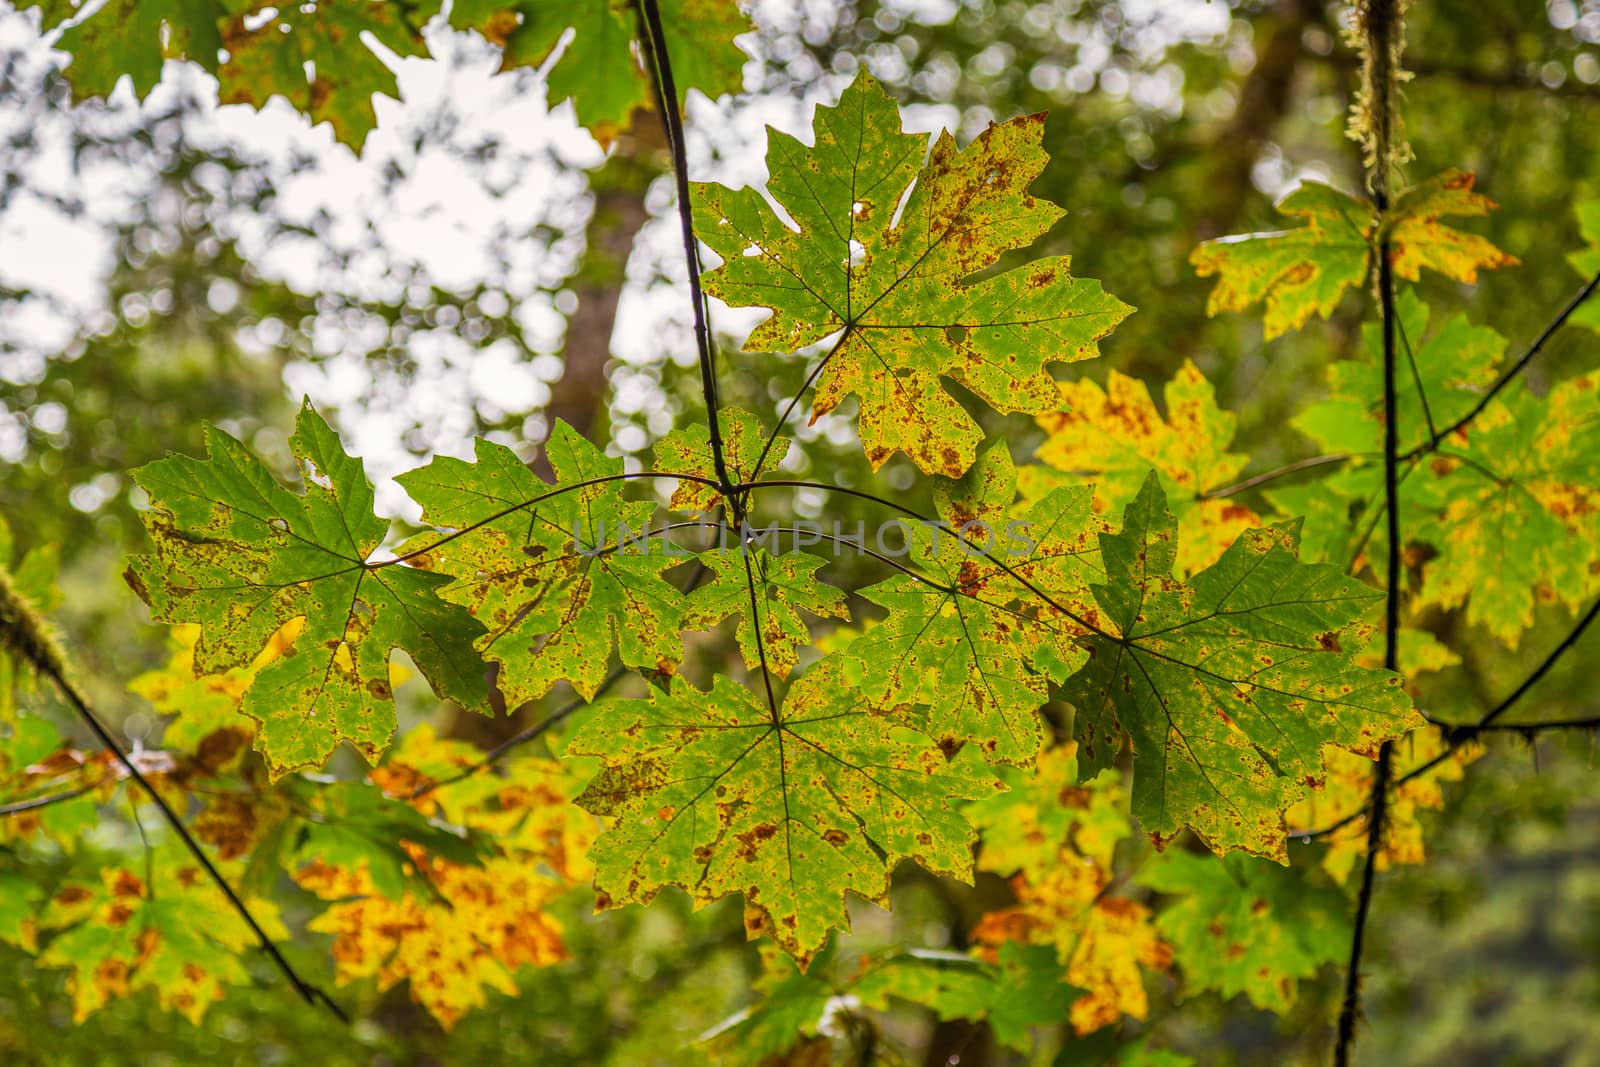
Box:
[0,781,95,817]
[1198,453,1361,499]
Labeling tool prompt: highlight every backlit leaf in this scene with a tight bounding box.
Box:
[845,442,1103,765]
[125,402,490,778]
[449,0,751,148]
[1028,361,1259,573]
[695,72,1132,477]
[686,549,848,679]
[1193,170,1515,339]
[567,659,997,965]
[1190,181,1373,340]
[397,422,687,706]
[1063,475,1420,860]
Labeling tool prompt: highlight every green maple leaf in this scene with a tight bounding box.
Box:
[1287,298,1600,644]
[397,422,687,706]
[845,442,1103,765]
[567,658,996,964]
[1063,474,1419,860]
[1292,291,1506,457]
[125,402,490,778]
[1409,373,1600,644]
[695,72,1132,478]
[685,549,847,679]
[29,1,438,150]
[1190,182,1374,340]
[854,943,1079,1052]
[450,0,751,146]
[1137,851,1349,1013]
[217,2,437,150]
[1192,170,1514,340]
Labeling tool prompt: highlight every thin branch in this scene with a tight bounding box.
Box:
[1313,48,1600,102]
[1442,593,1600,744]
[1198,454,1358,499]
[634,0,730,493]
[1293,591,1600,840]
[1400,269,1600,461]
[408,670,626,800]
[35,661,348,1023]
[0,781,95,817]
[737,478,1116,641]
[1335,3,1402,1055]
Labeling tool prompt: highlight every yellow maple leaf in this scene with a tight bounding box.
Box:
[297,848,569,1029]
[969,745,1170,1035]
[1028,361,1258,573]
[1385,170,1520,283]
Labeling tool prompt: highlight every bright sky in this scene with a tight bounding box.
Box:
[0,0,1235,518]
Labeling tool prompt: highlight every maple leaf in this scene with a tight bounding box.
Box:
[852,942,1081,1052]
[373,722,601,882]
[216,3,436,149]
[1028,361,1259,573]
[1190,181,1374,340]
[1192,170,1515,339]
[1292,291,1507,457]
[1414,376,1600,644]
[695,72,1133,477]
[968,745,1171,1035]
[567,658,997,965]
[1291,727,1479,884]
[36,852,288,1024]
[296,848,569,1029]
[844,442,1103,765]
[686,549,848,679]
[128,620,311,769]
[1063,474,1420,860]
[1137,851,1348,1013]
[450,0,751,148]
[1383,170,1520,283]
[397,422,688,705]
[124,403,489,778]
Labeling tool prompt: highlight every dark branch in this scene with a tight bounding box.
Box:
[634,0,731,493]
[1400,269,1600,461]
[36,661,348,1022]
[0,781,95,817]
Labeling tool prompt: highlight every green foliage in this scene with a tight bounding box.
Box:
[25,0,751,149]
[1138,850,1349,1013]
[124,403,490,777]
[8,5,1600,1065]
[1065,475,1419,860]
[568,662,997,964]
[397,423,687,705]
